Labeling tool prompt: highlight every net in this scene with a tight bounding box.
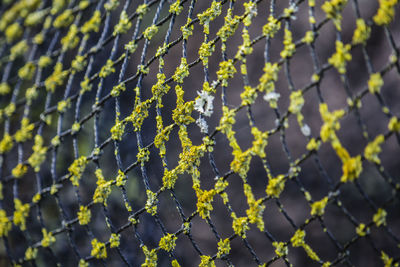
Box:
[0,0,399,266]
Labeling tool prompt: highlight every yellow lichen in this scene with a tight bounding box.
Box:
[12,163,28,178]
[281,29,296,59]
[364,135,385,164]
[28,135,47,172]
[113,11,132,36]
[38,56,52,68]
[41,228,56,247]
[18,62,36,80]
[381,251,398,267]
[13,199,30,230]
[0,210,12,237]
[145,190,158,215]
[356,223,369,236]
[91,238,107,259]
[196,188,215,219]
[141,245,157,267]
[24,247,38,261]
[216,60,236,87]
[197,1,221,34]
[352,18,371,45]
[5,22,23,43]
[388,117,400,132]
[310,197,329,216]
[272,241,288,257]
[99,59,115,78]
[61,24,80,52]
[373,0,399,26]
[322,0,348,31]
[110,119,125,141]
[143,25,158,40]
[81,10,101,34]
[341,154,363,183]
[368,73,384,94]
[199,255,216,267]
[53,9,73,28]
[232,216,249,238]
[77,206,91,225]
[373,208,387,227]
[109,233,120,248]
[328,41,352,74]
[0,134,13,154]
[93,169,112,206]
[216,238,231,258]
[159,233,177,252]
[68,156,88,187]
[10,40,28,60]
[266,175,286,198]
[45,62,69,93]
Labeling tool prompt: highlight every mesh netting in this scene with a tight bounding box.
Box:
[0,0,400,266]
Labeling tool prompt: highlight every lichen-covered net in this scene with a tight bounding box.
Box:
[0,0,400,266]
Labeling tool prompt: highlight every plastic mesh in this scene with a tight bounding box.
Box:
[0,0,400,266]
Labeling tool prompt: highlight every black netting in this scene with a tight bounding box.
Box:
[0,0,399,266]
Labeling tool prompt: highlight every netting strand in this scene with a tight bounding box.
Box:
[0,0,399,266]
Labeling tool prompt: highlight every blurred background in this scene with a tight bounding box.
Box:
[0,0,399,266]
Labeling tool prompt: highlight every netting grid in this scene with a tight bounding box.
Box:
[0,0,399,266]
